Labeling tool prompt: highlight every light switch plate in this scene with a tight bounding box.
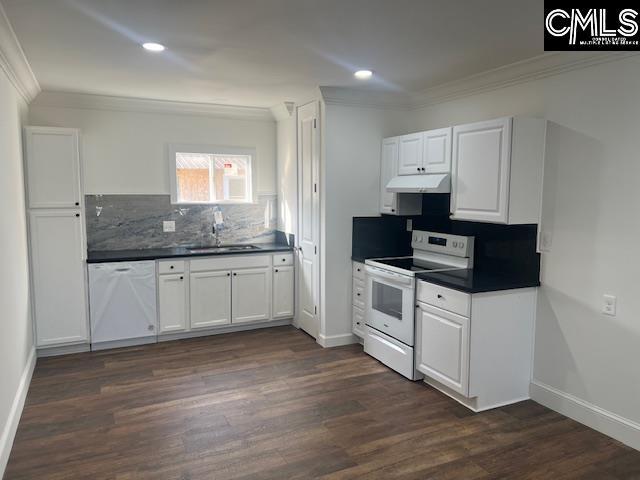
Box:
[163,221,176,233]
[406,219,413,232]
[539,230,553,252]
[602,294,616,316]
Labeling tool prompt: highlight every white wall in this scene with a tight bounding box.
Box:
[321,103,409,341]
[29,101,277,195]
[0,66,33,473]
[276,113,297,235]
[408,56,640,446]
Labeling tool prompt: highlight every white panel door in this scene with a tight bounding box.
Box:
[29,210,88,346]
[272,266,294,319]
[232,268,271,323]
[25,127,81,209]
[451,117,512,223]
[417,304,470,396]
[380,137,399,214]
[423,127,452,174]
[190,270,231,329]
[398,132,424,175]
[296,101,320,338]
[158,273,188,333]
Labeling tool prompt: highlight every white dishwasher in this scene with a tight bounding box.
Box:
[88,261,158,350]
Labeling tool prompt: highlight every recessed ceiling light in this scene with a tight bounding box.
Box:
[354,69,373,80]
[142,42,165,52]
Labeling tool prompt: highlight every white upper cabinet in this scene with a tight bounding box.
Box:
[423,127,452,174]
[398,132,424,175]
[380,137,399,214]
[232,267,271,323]
[30,210,88,347]
[25,127,82,209]
[451,117,546,224]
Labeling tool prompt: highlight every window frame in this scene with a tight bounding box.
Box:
[168,143,257,205]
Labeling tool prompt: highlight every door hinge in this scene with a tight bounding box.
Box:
[313,118,317,129]
[314,183,317,193]
[314,306,317,315]
[314,245,317,255]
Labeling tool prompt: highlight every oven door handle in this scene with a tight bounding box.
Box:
[365,266,412,286]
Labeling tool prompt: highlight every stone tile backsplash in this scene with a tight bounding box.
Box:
[86,194,277,251]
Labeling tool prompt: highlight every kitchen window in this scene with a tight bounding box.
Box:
[169,144,256,204]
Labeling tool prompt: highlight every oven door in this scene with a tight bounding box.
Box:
[365,266,415,346]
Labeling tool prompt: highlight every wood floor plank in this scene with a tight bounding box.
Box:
[5,326,640,480]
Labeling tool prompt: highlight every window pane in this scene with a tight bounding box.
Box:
[176,152,212,202]
[212,155,250,202]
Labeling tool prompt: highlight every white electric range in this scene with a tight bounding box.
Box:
[363,230,474,380]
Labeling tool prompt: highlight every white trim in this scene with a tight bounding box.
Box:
[31,91,274,121]
[37,343,90,357]
[90,336,157,351]
[269,102,295,121]
[317,332,359,348]
[157,318,292,342]
[531,380,640,451]
[0,347,36,477]
[320,53,640,110]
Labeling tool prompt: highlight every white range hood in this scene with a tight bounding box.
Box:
[386,173,450,193]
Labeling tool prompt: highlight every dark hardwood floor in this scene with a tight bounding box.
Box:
[5,326,640,479]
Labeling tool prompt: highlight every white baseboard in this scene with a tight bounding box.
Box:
[531,380,640,451]
[317,332,359,348]
[157,319,292,342]
[0,347,36,477]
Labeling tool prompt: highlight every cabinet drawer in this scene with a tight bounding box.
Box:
[352,278,365,309]
[273,253,293,266]
[352,262,365,280]
[190,254,270,272]
[417,281,470,317]
[158,260,185,274]
[352,305,365,337]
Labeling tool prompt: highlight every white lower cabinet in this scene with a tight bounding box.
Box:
[30,210,88,347]
[232,267,271,323]
[416,280,536,412]
[352,306,365,338]
[272,266,294,319]
[190,270,232,329]
[416,304,469,396]
[158,273,188,333]
[351,261,367,338]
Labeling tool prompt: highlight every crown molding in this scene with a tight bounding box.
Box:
[320,52,640,111]
[320,86,413,110]
[411,52,640,108]
[269,101,295,121]
[31,91,275,121]
[0,2,40,102]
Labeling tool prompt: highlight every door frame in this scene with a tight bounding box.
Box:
[295,100,321,339]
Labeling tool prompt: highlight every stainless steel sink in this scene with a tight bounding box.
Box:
[188,245,260,254]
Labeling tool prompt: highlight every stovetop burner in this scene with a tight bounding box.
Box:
[370,257,460,273]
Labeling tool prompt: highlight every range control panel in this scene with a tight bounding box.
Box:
[411,230,474,258]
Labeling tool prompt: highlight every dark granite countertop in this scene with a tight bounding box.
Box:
[416,268,540,294]
[87,243,293,263]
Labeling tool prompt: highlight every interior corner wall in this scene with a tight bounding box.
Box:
[276,113,297,235]
[321,103,410,340]
[0,70,34,473]
[28,103,277,195]
[407,55,640,447]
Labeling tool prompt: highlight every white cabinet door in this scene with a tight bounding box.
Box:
[352,305,365,338]
[423,127,452,174]
[398,132,424,175]
[417,304,470,396]
[232,268,271,323]
[29,210,88,346]
[380,137,398,214]
[25,127,81,209]
[158,273,188,333]
[190,270,231,329]
[272,266,294,319]
[451,117,512,223]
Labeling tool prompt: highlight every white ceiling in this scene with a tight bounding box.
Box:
[3,0,543,108]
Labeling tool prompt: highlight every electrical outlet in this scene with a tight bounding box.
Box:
[406,219,413,232]
[163,221,176,233]
[602,294,617,316]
